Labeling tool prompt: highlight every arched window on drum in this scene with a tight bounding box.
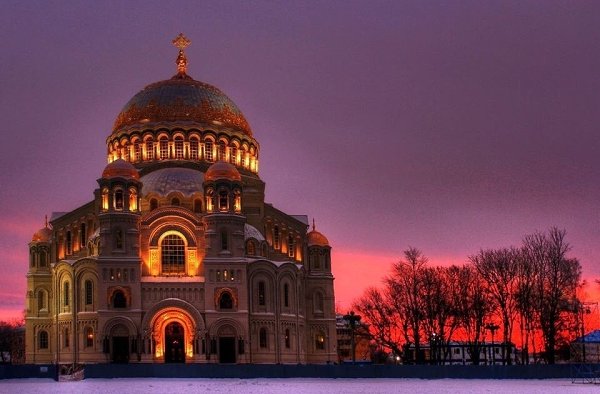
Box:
[204,139,214,162]
[174,136,184,159]
[159,136,169,159]
[190,137,199,160]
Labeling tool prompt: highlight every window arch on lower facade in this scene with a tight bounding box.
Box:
[246,240,256,256]
[283,283,290,308]
[63,281,70,309]
[314,291,324,313]
[284,328,291,349]
[37,289,46,312]
[85,327,94,348]
[63,327,70,348]
[84,280,93,306]
[315,331,325,350]
[38,330,48,350]
[259,327,268,349]
[160,232,187,275]
[258,280,266,306]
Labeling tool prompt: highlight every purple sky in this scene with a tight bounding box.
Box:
[1,1,599,318]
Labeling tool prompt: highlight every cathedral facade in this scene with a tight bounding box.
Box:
[25,35,336,365]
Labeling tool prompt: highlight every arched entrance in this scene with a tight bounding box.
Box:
[165,321,185,363]
[218,324,237,364]
[111,324,130,363]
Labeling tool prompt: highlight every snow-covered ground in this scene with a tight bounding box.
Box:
[0,378,598,394]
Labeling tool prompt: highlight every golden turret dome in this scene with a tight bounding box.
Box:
[102,158,140,180]
[32,216,52,243]
[307,219,329,247]
[205,161,242,182]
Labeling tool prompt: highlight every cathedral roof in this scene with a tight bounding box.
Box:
[140,167,203,197]
[102,159,140,180]
[205,161,242,182]
[112,77,252,137]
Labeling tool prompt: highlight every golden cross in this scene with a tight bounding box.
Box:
[172,33,191,75]
[172,33,191,51]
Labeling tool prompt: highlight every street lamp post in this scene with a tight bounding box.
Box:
[343,311,361,364]
[579,302,592,364]
[430,332,439,365]
[485,323,499,365]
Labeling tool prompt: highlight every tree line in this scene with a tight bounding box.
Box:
[353,227,583,364]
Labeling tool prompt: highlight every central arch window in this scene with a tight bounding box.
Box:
[161,234,186,275]
[112,290,126,308]
[219,291,233,309]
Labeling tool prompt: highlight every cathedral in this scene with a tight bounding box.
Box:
[25,34,336,365]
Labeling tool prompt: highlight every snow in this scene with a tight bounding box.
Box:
[0,378,598,394]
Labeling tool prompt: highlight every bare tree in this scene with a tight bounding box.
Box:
[386,247,428,363]
[471,247,520,364]
[0,319,24,364]
[353,287,404,357]
[420,266,460,364]
[515,246,537,364]
[454,264,492,365]
[522,228,582,364]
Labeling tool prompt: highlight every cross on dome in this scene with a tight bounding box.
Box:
[172,33,191,76]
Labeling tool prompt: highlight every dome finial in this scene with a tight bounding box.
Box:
[44,215,48,228]
[172,33,191,76]
[312,218,316,231]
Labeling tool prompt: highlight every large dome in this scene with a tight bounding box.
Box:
[112,77,252,137]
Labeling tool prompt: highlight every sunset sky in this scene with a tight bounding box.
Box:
[1,1,599,322]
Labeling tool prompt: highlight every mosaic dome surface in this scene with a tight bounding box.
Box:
[140,167,204,197]
[113,77,252,136]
